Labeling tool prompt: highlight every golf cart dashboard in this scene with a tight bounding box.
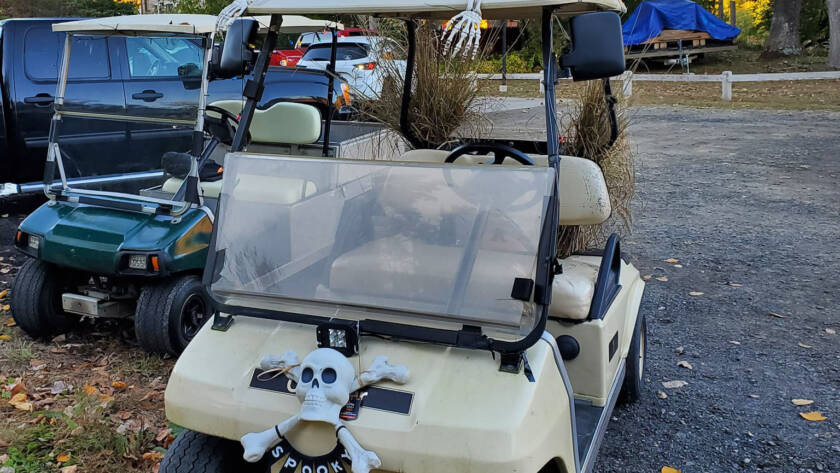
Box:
[204,153,558,357]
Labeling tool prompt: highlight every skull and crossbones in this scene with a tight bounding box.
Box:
[241,348,409,473]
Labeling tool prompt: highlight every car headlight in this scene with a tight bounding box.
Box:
[128,254,148,270]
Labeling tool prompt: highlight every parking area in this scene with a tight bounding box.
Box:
[1,105,839,472]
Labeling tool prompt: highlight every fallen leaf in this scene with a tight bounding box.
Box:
[8,392,33,411]
[50,381,70,395]
[57,452,71,463]
[768,312,785,318]
[662,380,688,389]
[0,334,10,341]
[112,381,127,391]
[675,346,684,355]
[10,380,26,396]
[83,385,99,396]
[677,360,694,370]
[99,394,115,404]
[142,451,165,462]
[729,340,741,345]
[3,318,14,327]
[688,291,704,296]
[673,264,683,268]
[725,282,742,287]
[1,304,9,310]
[0,269,9,274]
[0,289,7,299]
[60,465,78,473]
[661,467,681,473]
[664,258,679,263]
[656,276,669,282]
[657,390,668,399]
[643,274,652,280]
[792,399,814,406]
[826,328,836,335]
[798,342,813,349]
[799,411,826,422]
[748,394,760,398]
[155,428,172,443]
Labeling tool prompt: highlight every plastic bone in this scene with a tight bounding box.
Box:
[442,0,483,58]
[241,414,300,463]
[260,350,302,382]
[337,426,382,473]
[358,355,410,388]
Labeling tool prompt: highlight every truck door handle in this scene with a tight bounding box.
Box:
[24,93,55,106]
[132,90,164,102]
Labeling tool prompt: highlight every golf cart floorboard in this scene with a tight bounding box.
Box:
[574,400,603,462]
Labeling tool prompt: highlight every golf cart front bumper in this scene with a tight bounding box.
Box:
[166,317,577,473]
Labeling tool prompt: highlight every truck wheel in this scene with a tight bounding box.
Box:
[11,259,77,338]
[160,430,257,473]
[135,275,210,356]
[619,313,646,404]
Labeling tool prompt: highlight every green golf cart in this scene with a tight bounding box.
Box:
[10,14,329,355]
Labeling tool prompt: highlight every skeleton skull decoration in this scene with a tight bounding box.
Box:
[241,348,410,473]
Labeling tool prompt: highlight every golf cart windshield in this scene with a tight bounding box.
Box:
[210,154,555,335]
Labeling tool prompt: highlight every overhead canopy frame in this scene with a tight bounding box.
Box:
[53,13,342,35]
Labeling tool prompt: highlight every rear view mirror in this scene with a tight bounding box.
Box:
[559,12,625,81]
[215,18,258,79]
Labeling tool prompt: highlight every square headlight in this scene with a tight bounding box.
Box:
[316,321,358,356]
[128,254,148,270]
[27,235,39,250]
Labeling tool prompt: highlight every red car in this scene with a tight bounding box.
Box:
[271,28,376,67]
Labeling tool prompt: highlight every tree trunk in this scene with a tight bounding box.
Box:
[829,0,840,68]
[763,0,803,56]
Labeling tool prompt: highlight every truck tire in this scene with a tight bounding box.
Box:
[159,430,257,473]
[619,313,646,405]
[134,275,211,356]
[11,258,77,338]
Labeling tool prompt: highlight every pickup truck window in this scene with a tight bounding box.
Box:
[302,43,369,61]
[24,26,110,81]
[126,37,203,78]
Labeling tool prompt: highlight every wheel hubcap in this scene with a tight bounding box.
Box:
[180,294,207,341]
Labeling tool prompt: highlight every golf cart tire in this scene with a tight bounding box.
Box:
[135,275,209,356]
[10,258,77,339]
[159,430,256,473]
[619,313,647,404]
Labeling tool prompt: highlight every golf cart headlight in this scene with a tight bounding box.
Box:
[27,235,39,250]
[128,254,148,270]
[316,321,358,356]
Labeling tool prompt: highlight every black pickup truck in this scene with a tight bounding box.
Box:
[0,18,350,196]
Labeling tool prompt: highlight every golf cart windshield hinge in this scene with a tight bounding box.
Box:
[211,312,234,331]
[499,351,523,373]
[455,325,488,348]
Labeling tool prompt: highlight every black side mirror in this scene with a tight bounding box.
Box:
[559,12,625,81]
[216,18,258,79]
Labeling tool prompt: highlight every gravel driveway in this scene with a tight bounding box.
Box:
[597,107,840,473]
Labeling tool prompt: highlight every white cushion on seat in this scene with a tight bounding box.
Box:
[161,177,224,199]
[208,100,322,145]
[549,256,601,320]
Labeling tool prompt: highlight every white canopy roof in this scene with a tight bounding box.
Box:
[245,0,625,18]
[53,14,341,35]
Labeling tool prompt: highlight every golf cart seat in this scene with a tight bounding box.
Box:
[161,102,322,199]
[373,151,613,321]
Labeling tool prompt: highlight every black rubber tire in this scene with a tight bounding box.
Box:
[134,275,210,356]
[159,430,257,473]
[10,258,77,338]
[619,313,646,405]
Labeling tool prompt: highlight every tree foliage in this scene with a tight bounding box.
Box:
[0,0,136,18]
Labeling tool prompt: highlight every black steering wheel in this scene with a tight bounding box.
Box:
[204,105,249,147]
[444,142,535,166]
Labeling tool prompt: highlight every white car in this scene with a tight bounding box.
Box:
[296,36,405,100]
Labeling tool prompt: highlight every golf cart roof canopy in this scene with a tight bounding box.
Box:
[244,0,626,18]
[53,13,342,35]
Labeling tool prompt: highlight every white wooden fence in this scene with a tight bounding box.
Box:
[476,70,840,101]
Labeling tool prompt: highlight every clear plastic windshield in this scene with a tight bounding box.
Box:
[211,154,555,333]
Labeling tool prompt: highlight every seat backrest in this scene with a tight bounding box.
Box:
[207,101,322,145]
[556,156,611,225]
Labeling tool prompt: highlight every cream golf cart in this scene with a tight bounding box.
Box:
[162,1,646,472]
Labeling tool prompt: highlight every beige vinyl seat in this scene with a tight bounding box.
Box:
[327,150,612,321]
[161,102,322,200]
[395,149,613,320]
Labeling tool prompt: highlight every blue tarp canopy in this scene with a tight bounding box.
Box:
[622,0,741,46]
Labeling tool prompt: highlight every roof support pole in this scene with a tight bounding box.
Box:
[44,33,73,197]
[399,19,420,148]
[541,7,559,166]
[230,14,282,153]
[322,27,338,157]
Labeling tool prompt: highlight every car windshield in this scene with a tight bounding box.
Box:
[302,43,368,61]
[210,154,555,335]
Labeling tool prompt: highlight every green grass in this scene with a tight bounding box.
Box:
[2,339,37,364]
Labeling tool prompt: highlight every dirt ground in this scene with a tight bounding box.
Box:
[2,105,840,472]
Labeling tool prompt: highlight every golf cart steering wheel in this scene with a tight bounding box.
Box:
[444,143,535,166]
[204,105,250,147]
